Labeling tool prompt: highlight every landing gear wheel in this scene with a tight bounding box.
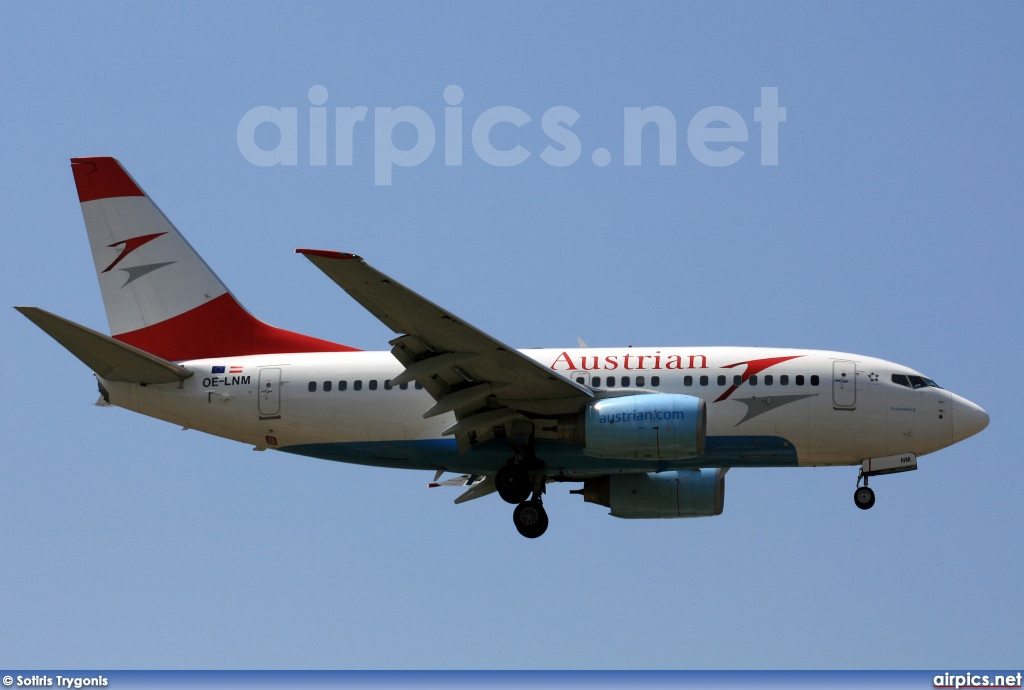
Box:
[495,465,532,504]
[854,486,875,510]
[513,501,549,539]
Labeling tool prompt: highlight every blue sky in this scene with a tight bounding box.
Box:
[1,2,1021,669]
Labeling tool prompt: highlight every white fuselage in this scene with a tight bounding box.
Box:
[98,346,985,477]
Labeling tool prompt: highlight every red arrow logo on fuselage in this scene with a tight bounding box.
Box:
[102,232,168,273]
[714,355,805,402]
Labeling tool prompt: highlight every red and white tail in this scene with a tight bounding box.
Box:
[71,157,356,361]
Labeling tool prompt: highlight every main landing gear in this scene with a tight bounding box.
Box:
[497,442,548,538]
[513,497,548,539]
[495,463,531,504]
[854,470,875,510]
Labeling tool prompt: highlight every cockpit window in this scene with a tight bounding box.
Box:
[895,373,942,389]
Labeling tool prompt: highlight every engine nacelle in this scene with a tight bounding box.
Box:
[570,394,706,460]
[575,469,726,519]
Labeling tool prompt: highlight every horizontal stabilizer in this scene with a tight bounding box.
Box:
[427,473,497,504]
[428,473,481,488]
[454,476,497,504]
[15,306,193,384]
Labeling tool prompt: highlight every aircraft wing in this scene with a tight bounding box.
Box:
[296,249,592,450]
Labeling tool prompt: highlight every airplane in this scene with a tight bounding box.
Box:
[17,157,990,538]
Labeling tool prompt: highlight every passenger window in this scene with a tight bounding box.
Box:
[399,382,408,390]
[764,375,773,385]
[651,376,660,387]
[892,374,911,388]
[780,375,789,385]
[369,380,378,390]
[734,375,742,386]
[699,375,708,386]
[354,380,362,391]
[684,375,693,386]
[338,380,347,391]
[575,376,585,384]
[621,376,630,387]
[810,375,819,386]
[323,380,332,392]
[717,375,726,386]
[606,376,615,387]
[414,382,423,390]
[308,381,317,392]
[384,380,393,390]
[796,375,805,385]
[749,375,757,385]
[636,376,645,387]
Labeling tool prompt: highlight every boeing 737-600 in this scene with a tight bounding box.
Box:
[17,157,990,537]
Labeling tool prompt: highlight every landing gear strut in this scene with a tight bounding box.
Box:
[854,470,875,510]
[496,439,541,504]
[498,438,549,537]
[512,474,548,538]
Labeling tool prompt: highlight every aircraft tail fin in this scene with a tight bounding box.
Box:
[70,157,355,361]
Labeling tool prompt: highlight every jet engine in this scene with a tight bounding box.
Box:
[558,394,705,460]
[572,468,726,518]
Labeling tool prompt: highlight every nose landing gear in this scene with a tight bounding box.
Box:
[854,469,875,510]
[854,485,875,510]
[852,454,918,510]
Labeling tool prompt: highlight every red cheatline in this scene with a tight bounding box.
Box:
[715,355,805,402]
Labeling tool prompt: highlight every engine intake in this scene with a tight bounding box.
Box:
[559,393,706,460]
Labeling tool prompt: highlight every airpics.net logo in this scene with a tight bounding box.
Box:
[236,85,786,186]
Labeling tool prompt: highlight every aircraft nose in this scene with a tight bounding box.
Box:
[952,394,989,443]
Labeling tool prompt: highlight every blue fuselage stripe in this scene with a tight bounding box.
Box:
[278,435,798,474]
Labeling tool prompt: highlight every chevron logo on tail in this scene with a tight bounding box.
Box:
[102,232,168,272]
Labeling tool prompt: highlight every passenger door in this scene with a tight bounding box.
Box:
[833,360,857,410]
[258,367,282,419]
